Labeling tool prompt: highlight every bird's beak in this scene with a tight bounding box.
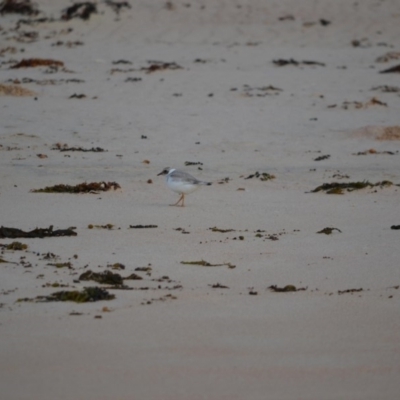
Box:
[157,170,167,176]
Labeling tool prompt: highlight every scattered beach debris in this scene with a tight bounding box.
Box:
[180,260,236,268]
[0,241,28,250]
[18,287,115,303]
[104,0,131,15]
[244,172,275,181]
[348,125,400,141]
[10,58,64,69]
[8,77,85,86]
[375,52,400,63]
[47,262,73,269]
[379,64,400,74]
[79,270,123,286]
[0,0,39,15]
[209,283,229,289]
[125,77,142,82]
[332,97,388,110]
[140,60,183,73]
[269,285,307,292]
[218,177,230,184]
[61,2,97,21]
[248,288,258,295]
[51,40,84,48]
[31,181,121,193]
[371,85,400,93]
[208,227,235,233]
[337,288,363,295]
[124,273,143,280]
[88,224,114,230]
[69,93,86,99]
[240,84,283,97]
[184,161,203,166]
[273,59,325,67]
[310,180,395,194]
[314,154,330,161]
[112,59,132,65]
[390,225,400,230]
[0,225,77,238]
[352,149,398,155]
[351,38,371,48]
[51,143,106,152]
[317,227,342,235]
[0,83,36,96]
[129,225,158,229]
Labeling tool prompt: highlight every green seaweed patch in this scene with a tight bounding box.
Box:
[181,260,236,268]
[17,287,115,303]
[79,270,123,285]
[310,180,395,194]
[31,181,121,193]
[317,227,342,235]
[6,241,28,250]
[244,172,275,181]
[269,285,307,292]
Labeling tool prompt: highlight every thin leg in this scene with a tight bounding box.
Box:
[170,194,184,206]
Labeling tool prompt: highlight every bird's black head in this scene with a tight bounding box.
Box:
[157,168,170,176]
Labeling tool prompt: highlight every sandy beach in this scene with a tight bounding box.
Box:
[1,1,400,399]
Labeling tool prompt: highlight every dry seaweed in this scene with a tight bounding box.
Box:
[5,241,28,250]
[338,288,363,295]
[88,224,114,230]
[10,59,64,69]
[140,61,183,73]
[371,85,400,93]
[129,225,158,229]
[181,260,236,268]
[124,273,143,280]
[47,262,72,269]
[317,227,342,234]
[18,287,115,303]
[104,0,131,14]
[269,285,307,292]
[51,143,106,152]
[209,227,235,233]
[390,225,400,230]
[310,180,395,194]
[314,154,330,161]
[31,181,121,193]
[244,171,275,181]
[209,283,229,289]
[79,270,123,285]
[380,64,400,74]
[184,161,203,166]
[0,0,39,15]
[61,2,97,20]
[0,225,77,238]
[273,59,325,67]
[352,149,398,155]
[240,84,282,97]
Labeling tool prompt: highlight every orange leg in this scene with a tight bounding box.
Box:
[170,194,185,207]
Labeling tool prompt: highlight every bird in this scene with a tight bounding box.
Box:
[157,168,212,206]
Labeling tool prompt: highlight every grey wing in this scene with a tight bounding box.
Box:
[170,170,202,184]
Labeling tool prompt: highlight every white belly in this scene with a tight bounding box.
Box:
[167,179,199,194]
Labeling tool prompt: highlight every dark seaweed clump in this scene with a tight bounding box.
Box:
[18,287,115,303]
[31,181,121,193]
[79,270,123,285]
[310,180,394,194]
[0,225,77,238]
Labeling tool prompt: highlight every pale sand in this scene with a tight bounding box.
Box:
[1,1,400,399]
